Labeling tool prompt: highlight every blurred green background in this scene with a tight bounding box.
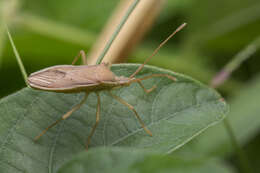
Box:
[1,0,260,172]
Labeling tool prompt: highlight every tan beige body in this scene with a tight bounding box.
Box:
[28,63,132,93]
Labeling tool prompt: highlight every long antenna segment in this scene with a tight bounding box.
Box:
[130,23,187,78]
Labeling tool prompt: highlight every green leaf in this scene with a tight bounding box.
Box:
[58,147,234,173]
[0,64,227,172]
[177,74,260,157]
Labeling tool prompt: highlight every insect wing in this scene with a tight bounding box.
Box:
[28,65,99,90]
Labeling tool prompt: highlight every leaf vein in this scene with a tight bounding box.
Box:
[111,99,220,146]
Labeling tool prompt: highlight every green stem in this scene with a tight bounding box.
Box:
[0,24,6,68]
[211,36,260,88]
[223,119,253,173]
[96,0,140,64]
[211,36,259,173]
[6,26,29,86]
[225,37,260,70]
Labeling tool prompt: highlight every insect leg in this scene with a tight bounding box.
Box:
[137,81,157,94]
[34,92,89,141]
[135,74,177,82]
[72,50,87,65]
[108,91,152,136]
[86,92,101,150]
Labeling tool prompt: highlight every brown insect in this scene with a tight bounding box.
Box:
[29,23,186,150]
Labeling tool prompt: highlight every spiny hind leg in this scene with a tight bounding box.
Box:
[137,81,156,94]
[108,91,152,136]
[72,50,87,65]
[86,92,101,150]
[34,92,89,141]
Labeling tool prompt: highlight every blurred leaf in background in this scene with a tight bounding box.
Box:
[58,147,235,173]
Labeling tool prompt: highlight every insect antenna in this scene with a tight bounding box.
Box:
[129,23,187,78]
